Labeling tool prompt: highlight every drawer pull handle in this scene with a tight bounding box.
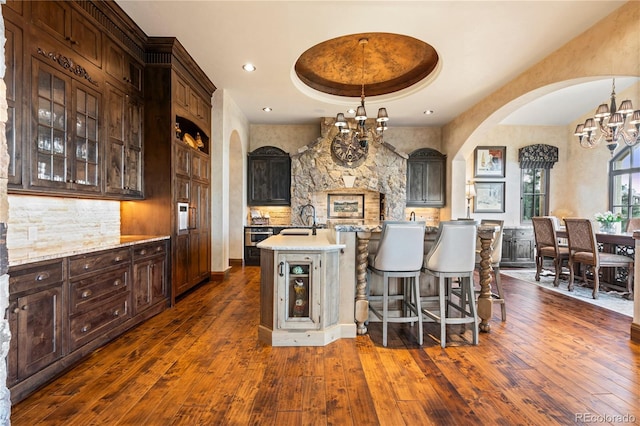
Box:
[81,290,93,299]
[113,309,120,317]
[36,272,50,281]
[155,246,162,252]
[21,305,28,311]
[114,256,123,262]
[278,262,284,277]
[81,324,91,333]
[13,308,19,314]
[83,263,91,270]
[139,249,147,255]
[113,279,122,287]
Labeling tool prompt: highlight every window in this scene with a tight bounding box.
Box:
[521,167,549,222]
[609,144,640,228]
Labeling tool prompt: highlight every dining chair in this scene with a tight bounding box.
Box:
[626,217,640,232]
[474,219,506,321]
[367,221,426,347]
[422,220,479,348]
[532,216,570,287]
[564,218,633,299]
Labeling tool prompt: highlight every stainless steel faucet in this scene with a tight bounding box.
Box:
[300,203,317,235]
[410,211,416,221]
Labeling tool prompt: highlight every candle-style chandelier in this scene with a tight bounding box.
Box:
[574,79,640,155]
[334,38,389,149]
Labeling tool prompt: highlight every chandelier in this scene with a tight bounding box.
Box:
[334,38,389,149]
[574,79,640,155]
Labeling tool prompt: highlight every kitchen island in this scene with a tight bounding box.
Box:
[257,229,352,346]
[333,223,499,334]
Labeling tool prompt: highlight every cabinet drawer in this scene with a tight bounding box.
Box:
[69,294,130,352]
[69,267,129,314]
[69,248,131,277]
[133,242,167,259]
[9,260,64,294]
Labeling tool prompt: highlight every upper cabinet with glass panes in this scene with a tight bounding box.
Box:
[3,0,146,200]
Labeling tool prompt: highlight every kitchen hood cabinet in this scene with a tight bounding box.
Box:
[121,37,216,302]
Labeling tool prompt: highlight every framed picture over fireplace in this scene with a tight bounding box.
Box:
[328,193,365,219]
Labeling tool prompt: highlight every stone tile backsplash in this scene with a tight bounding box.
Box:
[7,195,120,263]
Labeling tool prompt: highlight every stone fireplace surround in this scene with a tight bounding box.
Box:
[290,118,409,226]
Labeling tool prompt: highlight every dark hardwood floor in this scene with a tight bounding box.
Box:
[10,266,640,425]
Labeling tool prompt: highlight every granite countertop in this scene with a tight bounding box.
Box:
[9,234,170,267]
[256,230,345,251]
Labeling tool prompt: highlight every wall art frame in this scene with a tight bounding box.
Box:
[327,193,365,219]
[474,181,505,213]
[474,146,506,178]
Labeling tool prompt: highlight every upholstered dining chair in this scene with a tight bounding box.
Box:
[564,218,633,299]
[626,217,640,232]
[422,220,479,348]
[367,221,426,347]
[532,216,570,287]
[474,219,506,321]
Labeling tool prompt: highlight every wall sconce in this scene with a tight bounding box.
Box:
[465,180,475,219]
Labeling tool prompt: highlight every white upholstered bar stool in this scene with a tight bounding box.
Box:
[367,221,426,347]
[422,220,479,348]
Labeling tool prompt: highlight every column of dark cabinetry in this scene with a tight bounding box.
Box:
[121,37,216,303]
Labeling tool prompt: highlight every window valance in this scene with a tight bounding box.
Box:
[518,144,558,169]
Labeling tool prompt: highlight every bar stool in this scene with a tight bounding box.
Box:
[422,220,479,348]
[367,221,426,347]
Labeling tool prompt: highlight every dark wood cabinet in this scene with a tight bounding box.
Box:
[8,240,170,403]
[121,37,216,301]
[3,12,23,187]
[406,148,446,207]
[4,0,146,199]
[30,58,102,193]
[248,146,291,206]
[105,82,143,197]
[31,0,103,68]
[501,227,535,267]
[133,241,168,315]
[7,260,64,386]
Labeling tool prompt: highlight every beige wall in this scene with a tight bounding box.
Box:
[444,1,640,221]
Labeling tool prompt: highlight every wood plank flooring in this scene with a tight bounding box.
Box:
[10,266,640,425]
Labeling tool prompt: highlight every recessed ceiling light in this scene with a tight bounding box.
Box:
[262,107,272,112]
[423,110,434,115]
[242,63,256,72]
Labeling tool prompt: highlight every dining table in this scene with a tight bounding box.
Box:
[555,227,634,296]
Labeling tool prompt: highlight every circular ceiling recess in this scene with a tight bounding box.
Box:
[295,32,439,98]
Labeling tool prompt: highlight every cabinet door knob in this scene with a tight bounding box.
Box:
[80,290,93,299]
[21,305,28,311]
[113,279,122,287]
[113,309,120,317]
[139,249,147,255]
[12,308,19,314]
[114,256,123,262]
[81,324,91,333]
[36,272,50,281]
[83,263,91,270]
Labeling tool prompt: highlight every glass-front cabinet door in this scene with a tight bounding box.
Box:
[277,253,321,330]
[32,58,101,193]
